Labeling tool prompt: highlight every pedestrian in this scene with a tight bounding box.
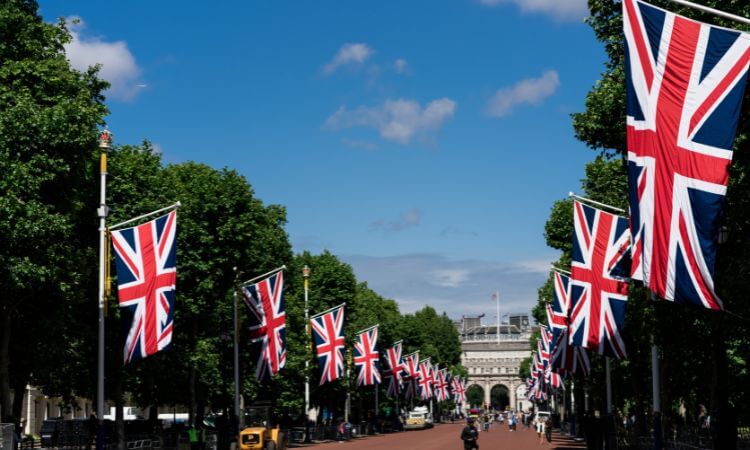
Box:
[460,417,479,450]
[509,412,516,431]
[535,416,546,445]
[483,414,490,432]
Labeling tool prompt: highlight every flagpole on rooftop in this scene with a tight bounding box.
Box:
[495,290,500,344]
[96,129,112,450]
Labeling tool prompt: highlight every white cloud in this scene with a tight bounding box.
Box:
[64,17,143,101]
[370,208,421,232]
[323,43,374,75]
[394,58,409,74]
[479,0,588,21]
[486,70,560,117]
[343,253,555,318]
[433,269,471,288]
[324,98,456,144]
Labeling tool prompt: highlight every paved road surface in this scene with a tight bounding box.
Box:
[306,422,586,450]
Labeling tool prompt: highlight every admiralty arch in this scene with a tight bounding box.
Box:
[457,314,534,412]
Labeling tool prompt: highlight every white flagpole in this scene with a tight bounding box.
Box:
[667,0,750,25]
[96,130,111,450]
[495,290,500,344]
[568,192,626,214]
[108,201,181,231]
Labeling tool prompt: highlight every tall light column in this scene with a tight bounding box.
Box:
[303,265,311,442]
[96,129,112,450]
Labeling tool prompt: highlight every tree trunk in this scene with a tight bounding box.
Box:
[0,309,12,421]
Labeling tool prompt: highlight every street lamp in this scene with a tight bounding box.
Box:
[96,128,112,450]
[303,265,311,442]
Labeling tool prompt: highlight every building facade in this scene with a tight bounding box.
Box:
[459,315,534,412]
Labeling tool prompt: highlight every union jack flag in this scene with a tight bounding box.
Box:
[452,377,466,404]
[311,304,346,385]
[240,270,287,380]
[547,272,590,376]
[404,351,420,379]
[354,326,381,386]
[111,211,177,364]
[417,359,434,400]
[383,341,405,396]
[570,200,630,359]
[624,0,750,310]
[432,366,444,401]
[436,369,451,402]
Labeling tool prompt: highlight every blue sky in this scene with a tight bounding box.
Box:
[39,0,604,320]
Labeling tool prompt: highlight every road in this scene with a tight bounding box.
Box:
[304,422,586,450]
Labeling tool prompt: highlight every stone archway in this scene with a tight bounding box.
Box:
[490,384,510,410]
[466,384,485,408]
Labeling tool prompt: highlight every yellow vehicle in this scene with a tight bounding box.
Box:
[238,405,287,450]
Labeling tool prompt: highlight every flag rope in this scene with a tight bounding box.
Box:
[568,192,626,215]
[666,0,750,26]
[109,201,182,231]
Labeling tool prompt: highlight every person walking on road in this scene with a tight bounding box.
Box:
[535,415,547,445]
[461,417,479,450]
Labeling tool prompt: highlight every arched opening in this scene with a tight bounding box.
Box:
[466,384,485,408]
[490,384,510,411]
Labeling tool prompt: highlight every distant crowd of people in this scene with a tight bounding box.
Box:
[460,410,553,448]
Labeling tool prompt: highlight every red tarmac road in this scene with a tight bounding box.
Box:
[305,422,586,450]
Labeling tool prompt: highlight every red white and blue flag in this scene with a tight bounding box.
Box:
[547,272,590,376]
[418,359,434,400]
[240,270,287,380]
[404,351,420,380]
[111,210,177,364]
[437,369,451,402]
[624,0,750,310]
[354,325,381,386]
[570,200,630,359]
[452,377,467,404]
[383,341,405,396]
[311,304,346,385]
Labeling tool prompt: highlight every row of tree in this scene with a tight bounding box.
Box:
[0,0,465,427]
[528,0,750,445]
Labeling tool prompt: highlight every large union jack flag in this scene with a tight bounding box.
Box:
[111,211,177,364]
[547,272,590,376]
[624,0,750,310]
[354,326,381,386]
[383,341,405,396]
[240,270,286,380]
[311,304,346,385]
[570,200,630,359]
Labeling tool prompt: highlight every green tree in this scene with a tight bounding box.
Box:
[0,0,108,419]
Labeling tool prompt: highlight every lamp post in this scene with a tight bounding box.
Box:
[96,129,112,450]
[303,265,311,442]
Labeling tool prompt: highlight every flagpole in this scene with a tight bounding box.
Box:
[239,265,287,287]
[568,192,626,214]
[96,129,112,450]
[605,357,613,414]
[303,265,311,443]
[495,290,500,344]
[108,201,182,230]
[570,380,576,436]
[232,268,241,430]
[666,0,750,25]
